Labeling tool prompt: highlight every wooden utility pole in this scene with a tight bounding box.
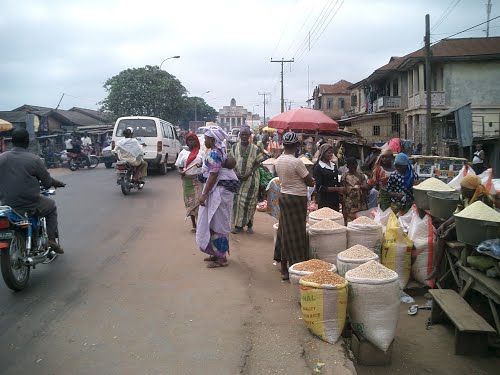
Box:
[258,92,271,126]
[271,58,294,113]
[486,0,492,37]
[425,14,433,155]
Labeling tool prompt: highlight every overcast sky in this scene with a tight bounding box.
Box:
[1,0,498,119]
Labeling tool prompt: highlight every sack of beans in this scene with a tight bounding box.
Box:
[336,245,379,277]
[308,207,344,226]
[345,260,400,352]
[347,216,384,257]
[299,270,348,344]
[289,259,337,301]
[308,219,347,264]
[382,212,412,289]
[408,214,435,287]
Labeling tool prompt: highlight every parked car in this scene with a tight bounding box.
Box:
[112,116,182,175]
[101,145,117,168]
[228,127,241,146]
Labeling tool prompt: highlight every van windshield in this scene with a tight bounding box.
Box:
[116,119,157,137]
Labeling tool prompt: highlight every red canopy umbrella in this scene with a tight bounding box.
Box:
[267,108,339,132]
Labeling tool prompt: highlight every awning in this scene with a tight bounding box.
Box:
[436,102,471,118]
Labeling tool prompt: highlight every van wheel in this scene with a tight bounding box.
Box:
[158,162,168,175]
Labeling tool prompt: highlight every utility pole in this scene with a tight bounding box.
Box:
[258,92,271,126]
[486,0,492,37]
[271,58,294,113]
[425,14,433,155]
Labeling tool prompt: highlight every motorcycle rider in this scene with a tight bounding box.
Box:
[112,127,148,183]
[0,128,66,254]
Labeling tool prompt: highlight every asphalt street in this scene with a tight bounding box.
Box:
[0,166,354,375]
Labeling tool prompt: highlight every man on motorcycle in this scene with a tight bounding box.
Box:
[0,129,66,254]
[112,127,148,182]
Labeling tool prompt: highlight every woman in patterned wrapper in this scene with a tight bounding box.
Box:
[386,153,418,213]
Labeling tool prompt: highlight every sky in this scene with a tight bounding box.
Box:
[1,0,498,120]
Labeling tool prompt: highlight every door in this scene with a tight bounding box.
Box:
[161,121,174,164]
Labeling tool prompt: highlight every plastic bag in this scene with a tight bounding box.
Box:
[374,206,393,231]
[382,212,412,289]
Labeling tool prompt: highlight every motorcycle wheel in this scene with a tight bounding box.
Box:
[120,176,131,195]
[1,230,30,291]
[69,158,78,171]
[88,156,99,169]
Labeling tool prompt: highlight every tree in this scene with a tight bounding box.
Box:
[100,65,187,124]
[179,97,218,129]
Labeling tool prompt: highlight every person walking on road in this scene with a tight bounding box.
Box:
[175,132,205,232]
[274,131,316,280]
[230,125,267,234]
[196,126,239,268]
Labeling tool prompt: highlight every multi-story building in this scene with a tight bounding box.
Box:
[218,98,252,130]
[312,80,352,120]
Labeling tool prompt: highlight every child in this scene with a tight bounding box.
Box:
[341,157,370,224]
[223,155,236,170]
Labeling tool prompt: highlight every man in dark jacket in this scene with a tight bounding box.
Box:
[0,128,65,253]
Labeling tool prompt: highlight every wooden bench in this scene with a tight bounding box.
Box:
[429,289,496,356]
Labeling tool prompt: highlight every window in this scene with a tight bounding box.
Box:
[391,113,401,133]
[116,119,157,137]
[339,98,345,109]
[393,79,399,96]
[373,125,380,136]
[327,98,333,110]
[351,94,357,107]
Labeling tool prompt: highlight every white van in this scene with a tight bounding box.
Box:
[112,116,182,175]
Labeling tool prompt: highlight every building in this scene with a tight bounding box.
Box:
[218,99,253,130]
[312,80,353,120]
[344,37,500,172]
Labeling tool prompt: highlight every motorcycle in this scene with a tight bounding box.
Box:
[68,146,99,171]
[115,161,145,195]
[0,188,61,291]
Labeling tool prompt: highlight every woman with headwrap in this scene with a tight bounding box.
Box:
[175,132,205,232]
[367,147,395,210]
[313,143,344,211]
[274,131,316,280]
[196,126,240,268]
[386,153,418,213]
[229,125,267,234]
[427,174,494,279]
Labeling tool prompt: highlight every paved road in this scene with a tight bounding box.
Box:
[0,166,354,375]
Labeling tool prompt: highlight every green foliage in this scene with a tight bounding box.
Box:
[179,97,218,129]
[100,65,188,124]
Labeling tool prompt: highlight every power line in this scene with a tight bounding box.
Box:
[432,14,500,44]
[431,0,461,32]
[271,0,300,58]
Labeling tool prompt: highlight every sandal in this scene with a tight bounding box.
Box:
[206,261,228,268]
[203,256,218,262]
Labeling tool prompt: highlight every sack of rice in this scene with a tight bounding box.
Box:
[413,177,455,192]
[381,212,412,289]
[309,207,344,226]
[299,270,348,344]
[345,260,399,352]
[347,216,383,257]
[308,219,347,264]
[337,245,379,277]
[408,213,435,287]
[289,260,337,301]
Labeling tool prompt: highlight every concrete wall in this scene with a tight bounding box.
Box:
[317,93,352,119]
[444,61,500,107]
[349,114,395,144]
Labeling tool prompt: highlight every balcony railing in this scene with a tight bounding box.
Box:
[376,96,402,112]
[408,91,446,110]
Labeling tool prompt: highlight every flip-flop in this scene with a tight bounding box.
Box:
[408,305,418,316]
[203,256,218,262]
[206,261,228,268]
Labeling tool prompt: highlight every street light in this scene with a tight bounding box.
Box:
[159,55,180,69]
[194,90,211,121]
[251,104,260,125]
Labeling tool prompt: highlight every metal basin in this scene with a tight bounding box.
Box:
[455,216,500,246]
[428,191,460,219]
[414,189,430,210]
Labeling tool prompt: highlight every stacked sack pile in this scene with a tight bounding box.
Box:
[307,207,347,264]
[347,216,384,257]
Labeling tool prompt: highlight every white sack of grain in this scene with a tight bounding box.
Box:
[373,206,393,231]
[289,260,337,301]
[345,261,400,352]
[336,245,379,276]
[309,207,344,226]
[408,213,436,287]
[347,216,384,257]
[299,271,348,344]
[308,219,347,264]
[382,212,412,289]
[274,222,310,248]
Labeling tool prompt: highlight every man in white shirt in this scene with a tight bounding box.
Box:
[112,128,147,182]
[81,133,92,147]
